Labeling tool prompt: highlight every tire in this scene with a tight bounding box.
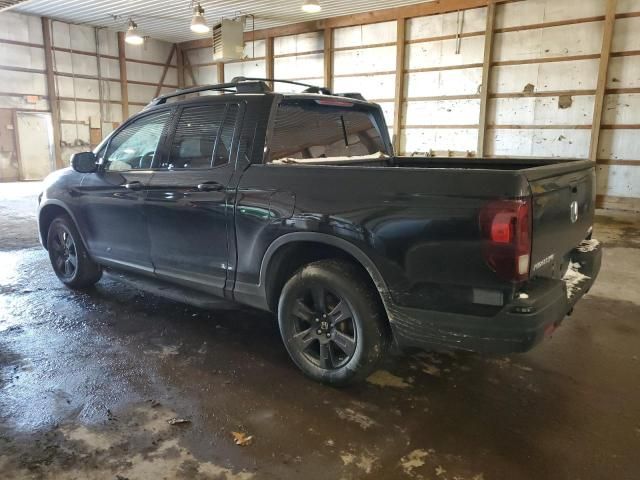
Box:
[47,215,102,289]
[278,259,389,386]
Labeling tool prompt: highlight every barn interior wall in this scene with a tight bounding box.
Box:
[182,0,639,211]
[1,1,639,211]
[0,11,177,180]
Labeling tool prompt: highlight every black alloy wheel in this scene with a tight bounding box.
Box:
[50,225,78,280]
[47,215,102,289]
[278,259,388,386]
[290,284,358,370]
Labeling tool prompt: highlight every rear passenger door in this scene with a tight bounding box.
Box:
[144,101,241,297]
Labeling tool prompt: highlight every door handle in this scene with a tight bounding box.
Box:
[197,182,224,192]
[124,181,144,191]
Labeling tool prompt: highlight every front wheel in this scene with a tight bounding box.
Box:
[278,259,388,386]
[47,215,102,289]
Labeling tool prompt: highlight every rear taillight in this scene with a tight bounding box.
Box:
[479,199,532,282]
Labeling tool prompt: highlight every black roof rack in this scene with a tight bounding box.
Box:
[147,76,364,108]
[235,77,332,95]
[147,78,271,107]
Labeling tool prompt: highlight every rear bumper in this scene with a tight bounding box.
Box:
[388,240,602,354]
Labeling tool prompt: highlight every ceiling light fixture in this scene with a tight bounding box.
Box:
[191,2,210,34]
[301,0,321,13]
[125,19,144,45]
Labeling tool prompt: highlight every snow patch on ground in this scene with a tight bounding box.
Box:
[563,262,591,299]
[576,238,601,253]
[334,407,378,430]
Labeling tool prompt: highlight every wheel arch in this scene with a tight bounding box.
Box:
[38,201,84,251]
[259,233,391,315]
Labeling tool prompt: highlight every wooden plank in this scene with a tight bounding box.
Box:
[406,63,484,74]
[494,15,605,34]
[180,0,502,50]
[52,46,118,60]
[404,124,480,129]
[393,17,406,151]
[176,46,185,89]
[492,53,600,67]
[334,70,396,78]
[597,159,640,166]
[323,28,333,91]
[333,41,397,52]
[606,87,640,94]
[406,31,485,45]
[51,46,178,67]
[491,89,596,98]
[589,0,617,162]
[0,38,43,49]
[182,50,198,87]
[41,18,63,170]
[601,124,640,129]
[155,45,176,98]
[0,65,46,74]
[217,62,225,83]
[127,57,178,68]
[610,50,640,58]
[117,32,129,120]
[90,127,102,147]
[266,37,274,88]
[477,2,496,157]
[596,194,640,212]
[274,48,324,59]
[489,124,592,129]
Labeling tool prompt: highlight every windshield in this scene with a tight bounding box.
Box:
[268,99,387,163]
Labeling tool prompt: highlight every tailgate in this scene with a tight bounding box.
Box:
[527,162,595,280]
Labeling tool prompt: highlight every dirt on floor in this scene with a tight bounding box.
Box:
[0,182,639,480]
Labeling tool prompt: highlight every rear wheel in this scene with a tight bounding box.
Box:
[47,215,102,289]
[278,259,388,386]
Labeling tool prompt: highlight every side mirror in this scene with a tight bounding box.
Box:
[71,151,98,173]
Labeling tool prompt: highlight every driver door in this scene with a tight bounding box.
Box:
[78,108,172,273]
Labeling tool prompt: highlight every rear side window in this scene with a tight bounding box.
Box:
[163,103,238,169]
[268,100,386,162]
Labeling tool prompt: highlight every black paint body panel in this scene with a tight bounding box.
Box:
[37,91,600,353]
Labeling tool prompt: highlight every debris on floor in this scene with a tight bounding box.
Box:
[231,431,254,446]
[366,369,410,388]
[167,417,191,426]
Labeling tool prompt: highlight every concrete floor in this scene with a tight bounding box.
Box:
[0,182,639,480]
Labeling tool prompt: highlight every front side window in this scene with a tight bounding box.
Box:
[269,100,386,162]
[162,103,238,169]
[104,110,171,171]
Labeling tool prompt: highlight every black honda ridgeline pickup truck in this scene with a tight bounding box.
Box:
[38,78,602,385]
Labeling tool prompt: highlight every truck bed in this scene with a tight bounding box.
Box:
[276,155,593,176]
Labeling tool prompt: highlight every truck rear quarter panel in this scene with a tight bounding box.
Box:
[234,164,532,311]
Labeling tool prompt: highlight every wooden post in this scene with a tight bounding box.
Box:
[182,52,198,87]
[477,1,496,157]
[323,28,333,91]
[589,0,617,162]
[176,46,185,89]
[41,17,63,169]
[155,45,176,97]
[266,36,274,89]
[217,62,225,83]
[393,17,407,153]
[117,32,129,119]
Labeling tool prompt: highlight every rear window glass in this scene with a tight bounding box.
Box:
[268,100,386,162]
